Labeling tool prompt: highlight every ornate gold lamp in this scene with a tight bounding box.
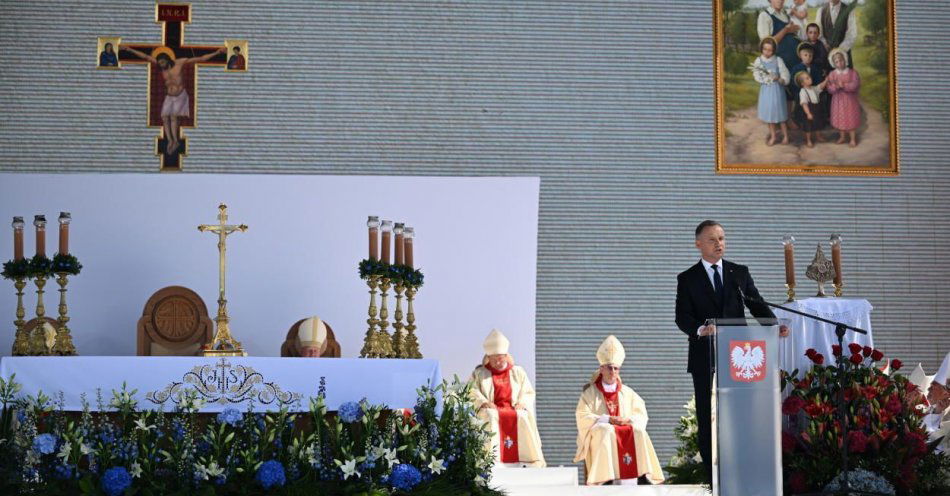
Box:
[198,204,248,357]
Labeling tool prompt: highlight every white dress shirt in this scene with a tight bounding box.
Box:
[697,258,725,335]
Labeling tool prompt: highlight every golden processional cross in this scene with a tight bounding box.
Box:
[198,204,248,356]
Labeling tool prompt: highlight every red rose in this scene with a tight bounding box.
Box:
[813,353,825,365]
[850,353,863,365]
[862,346,873,357]
[782,395,806,415]
[862,385,878,400]
[905,381,919,394]
[805,348,818,358]
[891,359,903,371]
[804,402,825,417]
[782,431,796,453]
[876,375,889,388]
[796,377,812,389]
[849,343,864,355]
[879,410,894,425]
[871,349,884,361]
[832,345,842,357]
[885,394,902,414]
[789,471,808,493]
[848,430,869,453]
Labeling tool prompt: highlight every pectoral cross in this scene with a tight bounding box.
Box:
[198,204,248,356]
[102,3,247,171]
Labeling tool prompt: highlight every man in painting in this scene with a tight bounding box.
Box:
[121,45,225,155]
[227,46,246,70]
[816,0,859,68]
[99,43,118,67]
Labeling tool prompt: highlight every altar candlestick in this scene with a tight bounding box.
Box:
[367,216,380,261]
[404,227,414,268]
[33,215,47,258]
[380,220,392,264]
[394,223,405,265]
[12,217,24,261]
[830,234,842,286]
[58,212,71,255]
[782,234,795,287]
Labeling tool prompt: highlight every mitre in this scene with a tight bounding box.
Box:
[597,335,625,367]
[297,316,328,353]
[483,328,510,355]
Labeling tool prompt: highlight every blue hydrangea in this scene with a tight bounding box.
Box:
[255,460,286,490]
[53,463,75,480]
[32,433,58,455]
[216,407,243,427]
[389,463,422,491]
[337,401,363,423]
[824,469,895,495]
[100,466,132,496]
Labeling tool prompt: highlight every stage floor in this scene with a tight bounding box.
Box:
[492,467,709,496]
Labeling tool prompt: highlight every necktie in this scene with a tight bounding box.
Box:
[712,264,724,297]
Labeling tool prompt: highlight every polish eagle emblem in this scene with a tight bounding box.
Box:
[729,340,766,382]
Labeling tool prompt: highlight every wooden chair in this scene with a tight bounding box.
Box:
[137,286,213,356]
[280,318,342,357]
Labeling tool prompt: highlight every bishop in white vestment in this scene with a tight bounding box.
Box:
[574,335,664,485]
[470,329,546,467]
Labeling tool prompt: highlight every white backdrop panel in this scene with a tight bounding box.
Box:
[0,174,539,382]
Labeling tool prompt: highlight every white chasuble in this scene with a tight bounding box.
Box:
[469,364,546,467]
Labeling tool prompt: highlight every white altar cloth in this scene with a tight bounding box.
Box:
[774,298,873,376]
[0,356,441,412]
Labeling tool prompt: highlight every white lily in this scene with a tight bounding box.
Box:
[80,443,95,456]
[134,418,156,432]
[130,462,142,478]
[383,447,400,466]
[428,455,445,474]
[57,442,71,461]
[338,458,360,480]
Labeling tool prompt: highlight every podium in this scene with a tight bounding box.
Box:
[711,319,782,496]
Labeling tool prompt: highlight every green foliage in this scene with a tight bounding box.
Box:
[0,377,500,495]
[0,259,30,280]
[51,253,82,275]
[724,50,751,76]
[359,259,424,288]
[29,255,53,278]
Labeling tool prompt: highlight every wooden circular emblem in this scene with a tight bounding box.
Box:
[152,295,200,342]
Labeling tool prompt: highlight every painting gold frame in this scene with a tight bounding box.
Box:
[713,0,899,176]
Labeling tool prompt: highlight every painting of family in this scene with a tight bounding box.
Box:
[715,0,898,174]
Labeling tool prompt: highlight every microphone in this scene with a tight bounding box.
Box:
[729,268,752,303]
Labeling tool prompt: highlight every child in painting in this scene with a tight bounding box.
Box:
[825,48,861,147]
[793,71,827,148]
[788,0,809,36]
[804,23,831,78]
[753,37,790,146]
[789,43,827,141]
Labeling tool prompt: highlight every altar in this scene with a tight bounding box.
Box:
[774,297,874,375]
[0,356,441,412]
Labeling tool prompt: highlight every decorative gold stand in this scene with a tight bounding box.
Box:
[392,283,406,357]
[375,277,394,357]
[360,275,385,358]
[11,278,29,356]
[53,273,77,355]
[198,204,248,357]
[785,283,796,303]
[833,282,843,298]
[403,286,422,358]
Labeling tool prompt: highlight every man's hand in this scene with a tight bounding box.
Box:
[779,324,790,337]
[699,325,717,337]
[609,416,631,426]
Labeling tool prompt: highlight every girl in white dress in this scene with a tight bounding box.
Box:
[752,37,791,146]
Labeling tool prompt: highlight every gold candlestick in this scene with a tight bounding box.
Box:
[53,273,77,355]
[376,277,394,357]
[785,282,796,303]
[392,283,406,358]
[198,204,248,357]
[403,286,422,359]
[833,282,843,298]
[11,278,29,355]
[34,274,47,319]
[360,275,382,358]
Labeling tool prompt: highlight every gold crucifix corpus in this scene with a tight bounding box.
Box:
[198,204,248,356]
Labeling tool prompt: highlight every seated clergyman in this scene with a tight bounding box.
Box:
[469,329,546,467]
[280,316,331,357]
[574,335,664,486]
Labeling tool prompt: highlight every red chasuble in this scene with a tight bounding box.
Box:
[489,363,519,463]
[595,376,639,479]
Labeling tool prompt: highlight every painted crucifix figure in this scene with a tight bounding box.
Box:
[103,4,246,171]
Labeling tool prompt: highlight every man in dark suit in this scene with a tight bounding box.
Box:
[675,220,789,483]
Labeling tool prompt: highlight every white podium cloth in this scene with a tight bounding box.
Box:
[0,356,441,412]
[774,298,873,376]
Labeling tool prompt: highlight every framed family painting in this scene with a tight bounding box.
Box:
[714,0,899,175]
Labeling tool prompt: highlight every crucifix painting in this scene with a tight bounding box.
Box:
[98,3,248,171]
